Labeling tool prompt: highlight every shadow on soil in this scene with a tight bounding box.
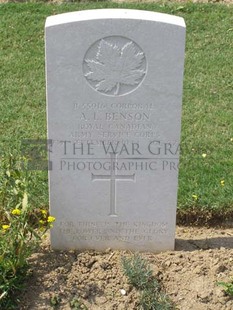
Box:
[175,236,233,251]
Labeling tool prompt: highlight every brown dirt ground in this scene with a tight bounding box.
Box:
[18,226,233,310]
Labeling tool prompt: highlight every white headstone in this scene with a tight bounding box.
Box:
[45,9,186,252]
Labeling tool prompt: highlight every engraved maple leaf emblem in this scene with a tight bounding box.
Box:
[85,39,146,96]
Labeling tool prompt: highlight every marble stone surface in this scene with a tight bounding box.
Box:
[45,9,186,251]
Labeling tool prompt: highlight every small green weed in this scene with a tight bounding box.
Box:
[0,153,55,308]
[50,294,61,307]
[122,254,174,310]
[70,296,88,310]
[218,280,233,297]
[122,253,155,290]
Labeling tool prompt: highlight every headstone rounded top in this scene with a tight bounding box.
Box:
[45,9,185,28]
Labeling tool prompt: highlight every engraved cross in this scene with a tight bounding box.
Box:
[91,153,135,217]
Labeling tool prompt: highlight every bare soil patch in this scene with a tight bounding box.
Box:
[18,226,233,309]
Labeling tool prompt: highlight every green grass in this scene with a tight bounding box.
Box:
[0,2,232,222]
